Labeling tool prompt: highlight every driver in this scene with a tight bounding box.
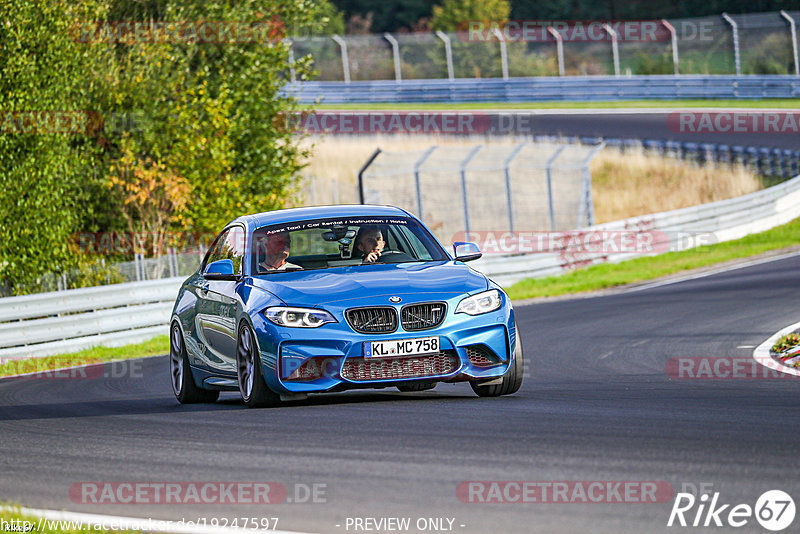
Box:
[258,232,301,271]
[354,225,385,263]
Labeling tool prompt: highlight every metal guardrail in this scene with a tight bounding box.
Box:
[283,75,800,104]
[470,173,800,286]
[0,277,182,359]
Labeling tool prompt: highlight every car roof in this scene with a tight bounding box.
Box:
[233,204,413,229]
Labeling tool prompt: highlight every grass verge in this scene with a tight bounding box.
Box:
[316,99,800,110]
[0,507,141,533]
[506,216,800,300]
[0,335,168,379]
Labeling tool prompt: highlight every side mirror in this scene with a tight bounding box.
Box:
[204,259,238,281]
[453,242,482,262]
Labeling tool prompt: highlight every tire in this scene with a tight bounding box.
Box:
[170,323,219,404]
[397,381,437,392]
[237,323,281,408]
[470,325,524,398]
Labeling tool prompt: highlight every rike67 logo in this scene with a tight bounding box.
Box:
[667,490,795,531]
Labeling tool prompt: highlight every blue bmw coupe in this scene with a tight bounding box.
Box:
[170,205,523,407]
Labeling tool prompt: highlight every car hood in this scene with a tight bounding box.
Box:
[249,261,488,307]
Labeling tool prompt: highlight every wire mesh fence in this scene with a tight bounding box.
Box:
[357,142,605,246]
[289,11,800,81]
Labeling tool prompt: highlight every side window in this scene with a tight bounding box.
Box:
[203,229,231,271]
[203,226,245,274]
[394,225,433,260]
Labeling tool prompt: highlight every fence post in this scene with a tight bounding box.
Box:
[781,11,800,76]
[413,146,438,220]
[721,13,742,76]
[459,146,482,236]
[546,27,565,76]
[579,142,605,228]
[331,34,351,83]
[383,33,402,82]
[492,28,509,80]
[169,248,177,278]
[602,23,620,76]
[435,31,455,81]
[503,144,526,232]
[357,148,382,204]
[285,39,296,82]
[544,146,566,230]
[661,19,680,75]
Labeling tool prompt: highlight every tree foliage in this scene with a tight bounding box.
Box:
[431,0,511,32]
[0,0,327,294]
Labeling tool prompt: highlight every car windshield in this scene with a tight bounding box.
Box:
[251,216,449,275]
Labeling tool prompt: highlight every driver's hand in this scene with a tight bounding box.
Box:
[364,250,381,263]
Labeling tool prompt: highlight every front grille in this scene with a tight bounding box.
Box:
[341,351,459,381]
[346,307,397,334]
[401,302,446,331]
[465,345,501,367]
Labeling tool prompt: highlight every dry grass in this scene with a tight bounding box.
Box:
[298,135,764,222]
[590,149,763,223]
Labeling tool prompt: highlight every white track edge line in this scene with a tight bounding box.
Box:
[622,250,800,294]
[9,507,316,534]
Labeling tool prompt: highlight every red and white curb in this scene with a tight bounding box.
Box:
[753,320,800,378]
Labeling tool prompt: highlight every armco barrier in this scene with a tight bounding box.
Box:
[282,75,800,104]
[469,173,800,286]
[0,277,182,359]
[2,173,799,358]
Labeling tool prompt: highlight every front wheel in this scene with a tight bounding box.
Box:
[170,323,219,404]
[470,325,524,397]
[237,324,281,408]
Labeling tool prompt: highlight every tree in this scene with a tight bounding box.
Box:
[0,0,328,294]
[431,0,511,32]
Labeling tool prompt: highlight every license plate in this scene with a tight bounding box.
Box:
[364,336,439,358]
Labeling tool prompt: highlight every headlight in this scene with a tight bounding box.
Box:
[455,289,502,315]
[264,307,337,328]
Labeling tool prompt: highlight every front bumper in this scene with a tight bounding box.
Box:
[251,298,516,395]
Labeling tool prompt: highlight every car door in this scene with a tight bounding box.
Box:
[194,225,245,375]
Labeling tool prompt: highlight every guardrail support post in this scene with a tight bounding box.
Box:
[721,13,742,76]
[435,31,455,81]
[545,146,566,230]
[383,33,402,82]
[332,34,351,83]
[781,10,800,76]
[413,146,438,219]
[459,146,482,236]
[357,148,382,204]
[602,23,621,76]
[503,144,526,232]
[492,28,509,80]
[547,27,565,76]
[661,19,680,75]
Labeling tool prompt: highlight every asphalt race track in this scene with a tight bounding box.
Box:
[1,254,799,533]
